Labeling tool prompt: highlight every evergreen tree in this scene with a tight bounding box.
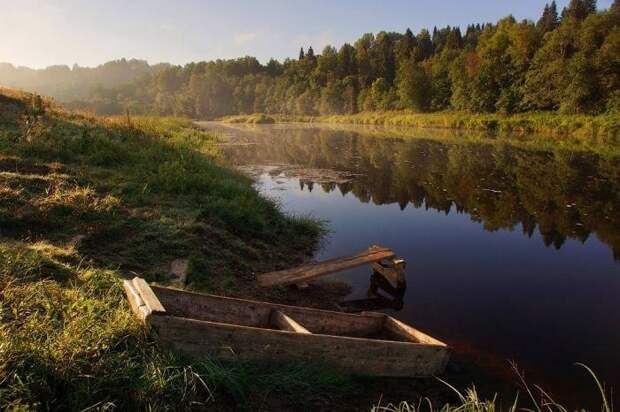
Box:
[397,28,417,61]
[298,47,305,60]
[464,25,481,48]
[417,29,434,60]
[538,1,559,33]
[445,27,462,50]
[562,0,596,21]
[584,0,597,14]
[306,46,315,60]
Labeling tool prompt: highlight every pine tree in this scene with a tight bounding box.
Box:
[298,47,305,60]
[538,1,559,33]
[417,29,434,60]
[445,27,462,50]
[583,0,597,14]
[550,1,559,24]
[562,0,595,21]
[397,28,417,61]
[306,46,315,60]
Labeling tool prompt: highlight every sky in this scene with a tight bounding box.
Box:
[0,0,614,69]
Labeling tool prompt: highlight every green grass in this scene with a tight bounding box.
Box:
[0,89,352,409]
[222,113,276,124]
[218,111,620,153]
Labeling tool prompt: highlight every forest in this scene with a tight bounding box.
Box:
[1,0,619,118]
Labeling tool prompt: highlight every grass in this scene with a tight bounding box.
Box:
[222,113,276,124]
[218,110,620,153]
[372,364,614,412]
[0,88,355,409]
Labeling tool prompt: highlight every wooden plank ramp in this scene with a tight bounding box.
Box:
[257,245,395,287]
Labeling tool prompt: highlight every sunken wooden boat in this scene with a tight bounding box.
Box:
[123,277,451,377]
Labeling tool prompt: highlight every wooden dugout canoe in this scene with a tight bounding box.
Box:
[123,277,451,377]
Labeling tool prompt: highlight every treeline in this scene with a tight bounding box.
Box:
[0,59,165,102]
[2,0,619,117]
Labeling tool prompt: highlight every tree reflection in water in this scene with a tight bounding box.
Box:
[222,126,620,260]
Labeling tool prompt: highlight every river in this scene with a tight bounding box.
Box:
[198,121,620,408]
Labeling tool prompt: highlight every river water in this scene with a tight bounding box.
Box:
[198,122,620,407]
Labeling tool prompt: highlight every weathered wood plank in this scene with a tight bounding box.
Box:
[257,245,396,287]
[131,277,166,315]
[149,315,450,377]
[371,258,406,288]
[151,285,384,337]
[384,316,447,346]
[271,310,311,334]
[123,279,150,322]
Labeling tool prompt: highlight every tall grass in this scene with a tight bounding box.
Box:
[371,363,614,412]
[218,111,619,150]
[222,113,276,124]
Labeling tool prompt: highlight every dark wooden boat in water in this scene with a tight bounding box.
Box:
[123,277,451,377]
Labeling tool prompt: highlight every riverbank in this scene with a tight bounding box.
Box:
[0,89,360,409]
[220,111,619,149]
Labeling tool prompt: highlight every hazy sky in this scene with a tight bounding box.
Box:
[1,0,614,69]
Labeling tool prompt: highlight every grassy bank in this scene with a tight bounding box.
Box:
[0,88,359,409]
[219,111,619,147]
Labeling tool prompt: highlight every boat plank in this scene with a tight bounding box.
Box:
[150,315,450,377]
[384,316,446,346]
[257,246,396,287]
[131,277,166,315]
[271,310,311,334]
[123,280,150,321]
[151,285,384,337]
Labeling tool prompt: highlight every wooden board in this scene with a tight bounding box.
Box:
[270,310,311,334]
[123,280,149,321]
[149,315,450,377]
[132,277,166,314]
[384,316,447,346]
[257,245,396,287]
[123,278,166,322]
[151,285,384,337]
[371,259,406,288]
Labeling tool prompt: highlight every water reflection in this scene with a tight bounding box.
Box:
[221,125,620,260]
[199,122,620,407]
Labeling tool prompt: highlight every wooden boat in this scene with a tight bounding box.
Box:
[123,277,451,377]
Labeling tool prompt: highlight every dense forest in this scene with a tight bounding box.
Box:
[1,0,618,117]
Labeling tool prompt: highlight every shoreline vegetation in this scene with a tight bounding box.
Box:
[219,111,620,155]
[0,91,616,409]
[220,111,618,140]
